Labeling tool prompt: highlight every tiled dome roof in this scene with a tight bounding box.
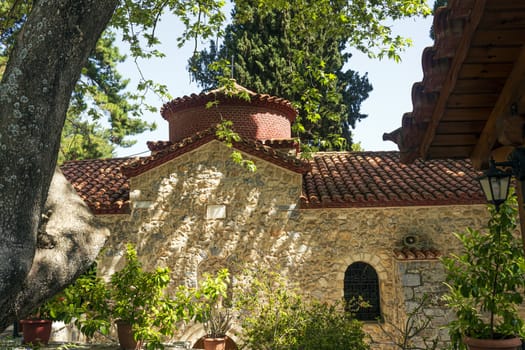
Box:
[160,82,297,143]
[161,82,296,120]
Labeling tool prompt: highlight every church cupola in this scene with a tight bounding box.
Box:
[160,82,297,143]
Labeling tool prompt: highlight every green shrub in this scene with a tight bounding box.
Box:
[442,193,525,348]
[299,300,370,349]
[51,244,188,349]
[191,268,232,338]
[235,269,370,350]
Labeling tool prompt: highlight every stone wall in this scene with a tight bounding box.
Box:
[97,141,490,349]
[393,261,452,349]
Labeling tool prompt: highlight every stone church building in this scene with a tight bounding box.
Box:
[60,84,489,348]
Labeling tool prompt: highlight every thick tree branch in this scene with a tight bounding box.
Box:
[11,168,109,327]
[1,168,110,329]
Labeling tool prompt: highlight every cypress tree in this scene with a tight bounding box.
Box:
[190,0,372,151]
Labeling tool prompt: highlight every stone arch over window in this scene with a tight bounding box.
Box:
[344,261,382,321]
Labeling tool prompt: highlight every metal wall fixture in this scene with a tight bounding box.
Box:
[477,147,525,211]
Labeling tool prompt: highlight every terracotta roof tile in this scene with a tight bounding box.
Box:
[60,150,486,214]
[60,134,309,214]
[60,158,131,215]
[300,151,485,208]
[161,83,297,123]
[147,140,172,152]
[122,128,310,177]
[394,248,442,261]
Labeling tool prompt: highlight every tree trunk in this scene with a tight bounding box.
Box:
[11,168,110,328]
[0,0,117,329]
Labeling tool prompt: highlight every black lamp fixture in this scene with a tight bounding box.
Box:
[477,147,525,211]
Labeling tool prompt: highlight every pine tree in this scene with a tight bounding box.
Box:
[0,2,155,162]
[58,31,156,162]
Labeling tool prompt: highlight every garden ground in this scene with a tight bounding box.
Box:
[0,325,198,350]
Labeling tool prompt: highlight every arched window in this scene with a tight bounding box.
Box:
[344,262,381,321]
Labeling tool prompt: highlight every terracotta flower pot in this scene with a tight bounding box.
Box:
[463,336,522,350]
[116,320,142,350]
[20,319,52,345]
[203,337,227,350]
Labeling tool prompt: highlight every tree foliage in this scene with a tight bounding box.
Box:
[442,194,525,347]
[0,0,430,330]
[190,0,375,151]
[1,1,158,161]
[189,0,430,151]
[60,31,158,161]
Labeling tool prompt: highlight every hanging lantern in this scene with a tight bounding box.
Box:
[477,160,512,211]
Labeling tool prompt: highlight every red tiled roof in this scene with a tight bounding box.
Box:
[147,138,298,154]
[60,158,131,215]
[60,150,485,214]
[300,152,485,208]
[161,82,297,123]
[122,128,310,177]
[60,132,309,214]
[147,140,171,152]
[394,248,442,261]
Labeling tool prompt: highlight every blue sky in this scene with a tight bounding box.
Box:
[115,6,435,157]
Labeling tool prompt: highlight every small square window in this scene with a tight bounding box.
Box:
[206,204,226,219]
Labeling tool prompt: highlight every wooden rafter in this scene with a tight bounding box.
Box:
[470,44,525,169]
[419,0,487,160]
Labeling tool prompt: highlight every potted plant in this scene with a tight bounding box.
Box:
[20,305,54,345]
[57,244,187,349]
[200,306,232,350]
[193,269,232,350]
[109,244,182,350]
[19,293,66,346]
[442,192,525,350]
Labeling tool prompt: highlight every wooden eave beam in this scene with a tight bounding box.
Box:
[419,0,487,160]
[470,44,525,169]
